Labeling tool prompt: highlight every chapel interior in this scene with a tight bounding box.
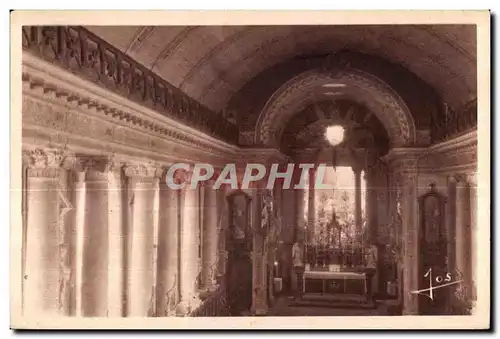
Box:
[20,24,478,317]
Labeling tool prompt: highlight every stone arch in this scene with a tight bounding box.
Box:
[254,68,417,148]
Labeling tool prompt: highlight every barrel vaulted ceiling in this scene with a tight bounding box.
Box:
[85,25,477,114]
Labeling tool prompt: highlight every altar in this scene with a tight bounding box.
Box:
[303,270,367,296]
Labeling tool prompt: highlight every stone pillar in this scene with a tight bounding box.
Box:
[65,156,125,317]
[364,167,379,294]
[390,156,419,315]
[107,162,125,317]
[307,168,316,245]
[467,173,477,301]
[149,176,160,316]
[124,164,160,317]
[176,186,201,315]
[156,171,180,316]
[216,185,228,282]
[280,186,295,293]
[365,168,379,244]
[445,176,457,274]
[72,170,86,317]
[80,157,112,317]
[354,167,363,239]
[295,189,306,233]
[201,181,219,291]
[251,189,268,315]
[22,148,66,317]
[455,174,473,300]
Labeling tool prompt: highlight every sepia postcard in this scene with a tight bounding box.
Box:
[10,10,490,330]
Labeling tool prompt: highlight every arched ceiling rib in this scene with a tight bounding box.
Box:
[85,25,476,112]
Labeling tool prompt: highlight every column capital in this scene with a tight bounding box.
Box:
[64,155,122,173]
[382,148,422,174]
[22,148,67,178]
[454,173,470,186]
[466,172,477,186]
[123,163,163,179]
[22,147,66,169]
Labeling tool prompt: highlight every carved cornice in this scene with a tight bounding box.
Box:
[21,26,238,144]
[22,58,238,157]
[424,131,477,174]
[381,131,477,175]
[22,55,243,169]
[429,130,477,153]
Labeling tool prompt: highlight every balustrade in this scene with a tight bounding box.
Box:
[21,26,239,144]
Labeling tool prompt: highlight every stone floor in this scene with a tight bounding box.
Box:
[267,295,397,316]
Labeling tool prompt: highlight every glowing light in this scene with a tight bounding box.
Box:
[322,83,346,88]
[325,125,345,146]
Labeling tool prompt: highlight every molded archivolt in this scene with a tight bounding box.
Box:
[254,68,417,148]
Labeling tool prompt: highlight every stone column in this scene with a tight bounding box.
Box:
[307,168,316,245]
[455,174,472,300]
[280,186,295,293]
[295,189,306,233]
[107,161,125,317]
[124,164,160,317]
[201,181,219,291]
[365,168,379,244]
[176,185,201,315]
[390,156,419,315]
[65,156,125,317]
[467,173,477,301]
[156,170,180,316]
[79,157,113,317]
[251,188,268,315]
[354,167,363,239]
[445,176,457,274]
[364,167,379,294]
[215,185,228,283]
[149,175,160,317]
[22,148,66,317]
[72,170,86,317]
